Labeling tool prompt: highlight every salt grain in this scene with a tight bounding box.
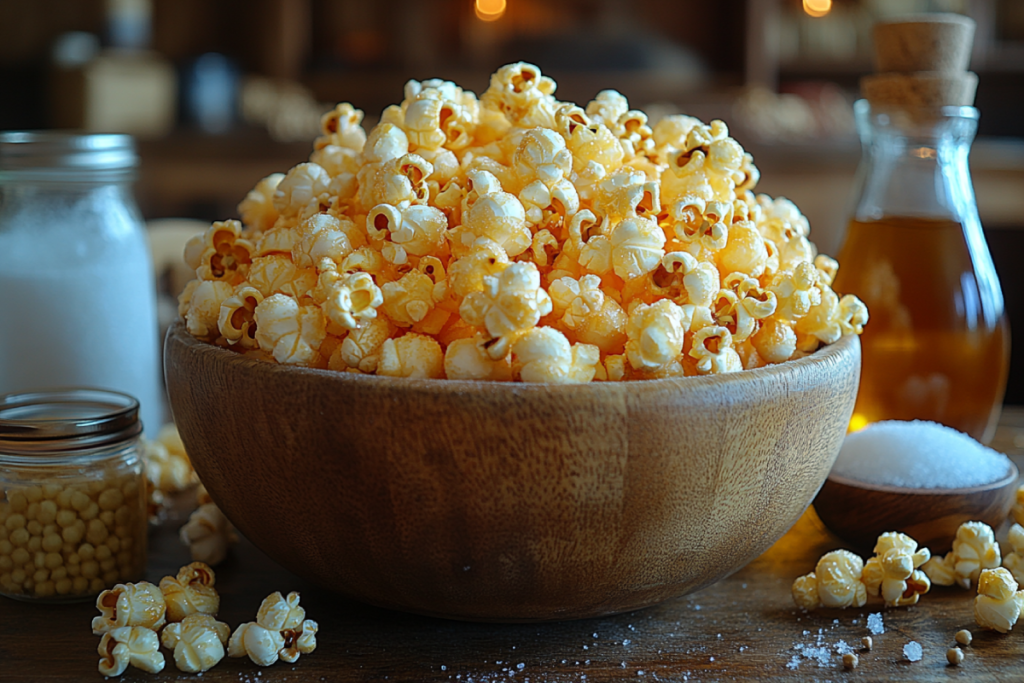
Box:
[904,641,923,662]
[832,420,1012,488]
[867,613,885,635]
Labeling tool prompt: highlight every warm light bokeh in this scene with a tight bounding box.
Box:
[475,0,506,22]
[803,0,832,18]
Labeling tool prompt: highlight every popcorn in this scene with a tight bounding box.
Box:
[141,424,194,493]
[791,549,867,610]
[179,62,865,380]
[974,567,1024,633]
[862,532,931,607]
[923,521,1001,589]
[161,613,231,673]
[229,591,318,667]
[92,581,167,634]
[1004,523,1024,584]
[159,562,220,623]
[180,503,238,567]
[97,626,165,676]
[1013,484,1024,526]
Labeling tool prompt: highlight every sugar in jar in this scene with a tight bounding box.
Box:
[0,389,148,602]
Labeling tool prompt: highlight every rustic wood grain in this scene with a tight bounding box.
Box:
[815,469,1019,555]
[5,485,1024,682]
[163,322,859,621]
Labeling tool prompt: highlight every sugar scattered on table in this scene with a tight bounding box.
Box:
[867,613,885,635]
[904,641,923,662]
[832,420,1012,488]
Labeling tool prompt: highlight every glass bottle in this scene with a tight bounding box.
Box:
[0,388,148,602]
[0,133,163,435]
[834,101,1010,443]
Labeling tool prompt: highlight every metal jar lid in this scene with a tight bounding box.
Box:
[0,132,137,181]
[0,388,143,454]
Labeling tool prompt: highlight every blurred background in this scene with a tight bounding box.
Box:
[0,0,1022,405]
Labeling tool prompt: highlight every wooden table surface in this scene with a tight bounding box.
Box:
[3,410,1024,683]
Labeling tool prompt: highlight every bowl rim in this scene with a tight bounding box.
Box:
[825,460,1020,496]
[166,319,859,395]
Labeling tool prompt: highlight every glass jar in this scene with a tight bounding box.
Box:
[0,132,163,435]
[0,388,148,602]
[834,101,1010,443]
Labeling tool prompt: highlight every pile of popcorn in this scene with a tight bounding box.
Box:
[91,561,317,676]
[179,62,867,381]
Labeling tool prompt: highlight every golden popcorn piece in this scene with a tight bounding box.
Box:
[340,316,396,372]
[315,102,367,153]
[97,626,164,676]
[291,213,354,269]
[791,549,868,610]
[314,262,384,332]
[247,254,317,299]
[238,173,285,235]
[510,327,599,383]
[378,333,445,379]
[1002,523,1024,584]
[228,621,286,667]
[923,521,1001,589]
[92,581,167,634]
[185,280,235,339]
[862,531,932,607]
[975,567,1024,633]
[444,335,513,381]
[548,274,627,355]
[460,262,553,359]
[180,503,237,567]
[625,299,687,373]
[689,326,743,375]
[1013,485,1024,527]
[161,613,230,673]
[229,591,318,667]
[280,618,319,664]
[160,562,220,623]
[184,220,255,286]
[253,294,328,366]
[769,262,822,321]
[218,284,264,349]
[273,162,332,219]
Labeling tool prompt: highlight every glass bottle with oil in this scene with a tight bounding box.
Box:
[834,100,1009,442]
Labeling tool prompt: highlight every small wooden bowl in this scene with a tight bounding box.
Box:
[814,466,1019,555]
[165,322,860,622]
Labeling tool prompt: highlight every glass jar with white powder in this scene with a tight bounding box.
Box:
[0,132,162,434]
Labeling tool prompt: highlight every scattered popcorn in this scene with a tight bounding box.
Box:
[842,652,858,670]
[861,636,873,651]
[1003,523,1024,584]
[180,503,238,566]
[923,521,1001,589]
[955,629,972,646]
[160,562,220,623]
[947,647,964,666]
[161,613,231,673]
[974,567,1024,633]
[141,423,194,492]
[97,626,165,676]
[903,641,923,662]
[92,581,167,634]
[228,591,318,667]
[791,549,867,610]
[178,63,866,380]
[862,532,931,607]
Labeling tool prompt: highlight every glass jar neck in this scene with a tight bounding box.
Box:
[852,100,979,224]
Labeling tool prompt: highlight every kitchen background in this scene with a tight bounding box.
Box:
[1,0,1022,403]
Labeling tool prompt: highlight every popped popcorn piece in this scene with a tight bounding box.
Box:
[183,220,255,286]
[689,326,743,375]
[1003,523,1024,584]
[444,336,513,381]
[862,532,931,607]
[861,636,873,651]
[228,591,317,667]
[180,503,238,567]
[273,163,332,219]
[791,549,867,610]
[460,262,552,359]
[378,333,445,379]
[842,653,858,670]
[625,299,687,372]
[974,567,1024,633]
[92,581,167,634]
[97,626,165,676]
[511,327,599,383]
[141,424,194,492]
[947,647,964,666]
[923,521,1001,589]
[160,613,231,673]
[228,621,287,667]
[1013,484,1024,527]
[253,294,327,366]
[159,562,220,623]
[238,174,284,234]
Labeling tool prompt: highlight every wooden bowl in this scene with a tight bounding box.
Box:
[164,321,860,622]
[814,466,1019,555]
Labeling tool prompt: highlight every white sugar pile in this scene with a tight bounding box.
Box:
[831,420,1013,489]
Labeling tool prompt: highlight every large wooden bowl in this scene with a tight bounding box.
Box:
[165,321,860,622]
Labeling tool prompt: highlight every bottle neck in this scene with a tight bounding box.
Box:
[852,100,979,225]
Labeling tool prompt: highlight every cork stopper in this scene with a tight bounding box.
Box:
[861,13,977,108]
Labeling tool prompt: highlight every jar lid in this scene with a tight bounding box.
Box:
[0,132,137,180]
[0,388,143,453]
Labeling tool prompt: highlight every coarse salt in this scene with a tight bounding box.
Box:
[867,613,884,635]
[903,641,923,662]
[832,420,1012,488]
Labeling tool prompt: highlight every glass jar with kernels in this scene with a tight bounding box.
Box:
[0,388,147,602]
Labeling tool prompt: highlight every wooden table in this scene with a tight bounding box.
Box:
[4,410,1024,682]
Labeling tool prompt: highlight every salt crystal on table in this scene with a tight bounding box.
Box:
[831,420,1012,488]
[867,613,884,635]
[903,641,923,662]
